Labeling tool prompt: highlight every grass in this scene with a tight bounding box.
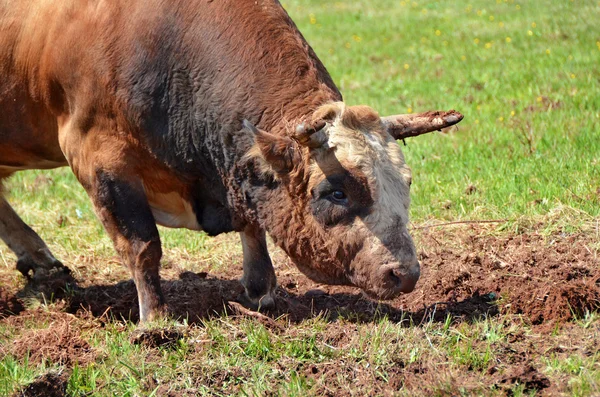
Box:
[293,0,600,222]
[1,0,600,396]
[2,313,597,396]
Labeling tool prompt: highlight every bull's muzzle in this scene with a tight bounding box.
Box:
[380,260,420,296]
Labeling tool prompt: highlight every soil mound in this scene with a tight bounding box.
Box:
[398,231,600,326]
[14,372,67,397]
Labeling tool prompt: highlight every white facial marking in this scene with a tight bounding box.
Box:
[320,105,412,235]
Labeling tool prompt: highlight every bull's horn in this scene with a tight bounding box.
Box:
[382,110,464,140]
[292,119,328,148]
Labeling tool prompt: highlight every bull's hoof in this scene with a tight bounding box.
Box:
[16,259,35,279]
[17,258,71,279]
[236,291,276,312]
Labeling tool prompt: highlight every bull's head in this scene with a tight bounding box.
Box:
[244,103,462,300]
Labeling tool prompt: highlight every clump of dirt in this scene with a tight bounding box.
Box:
[9,317,96,366]
[130,327,185,348]
[14,371,67,397]
[0,287,24,318]
[496,364,551,394]
[17,267,76,303]
[527,282,600,325]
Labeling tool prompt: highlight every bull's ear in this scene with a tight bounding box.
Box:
[243,120,299,174]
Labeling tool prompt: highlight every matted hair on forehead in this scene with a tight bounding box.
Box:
[312,102,383,134]
[341,105,381,132]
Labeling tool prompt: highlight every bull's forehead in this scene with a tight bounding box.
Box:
[309,104,412,226]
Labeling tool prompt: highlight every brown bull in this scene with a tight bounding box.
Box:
[0,0,462,321]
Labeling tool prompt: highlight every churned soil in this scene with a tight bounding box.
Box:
[4,227,598,327]
[271,228,599,328]
[400,229,600,328]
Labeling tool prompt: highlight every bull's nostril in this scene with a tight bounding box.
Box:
[386,265,419,293]
[391,268,403,280]
[386,268,404,289]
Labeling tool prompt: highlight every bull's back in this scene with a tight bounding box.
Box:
[0,0,339,175]
[0,0,200,174]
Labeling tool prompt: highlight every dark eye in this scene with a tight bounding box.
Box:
[328,190,348,205]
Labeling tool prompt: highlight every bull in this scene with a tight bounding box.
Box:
[0,0,462,321]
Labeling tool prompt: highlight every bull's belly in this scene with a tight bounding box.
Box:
[0,140,67,174]
[144,187,202,231]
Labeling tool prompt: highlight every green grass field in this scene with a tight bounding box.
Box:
[1,0,600,396]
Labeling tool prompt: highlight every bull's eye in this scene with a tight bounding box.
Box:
[311,174,372,226]
[328,190,348,205]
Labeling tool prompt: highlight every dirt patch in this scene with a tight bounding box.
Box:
[8,316,96,367]
[266,230,598,328]
[0,287,24,318]
[130,327,185,349]
[400,231,600,328]
[16,267,76,304]
[9,228,600,331]
[262,229,599,329]
[14,371,67,397]
[496,364,551,394]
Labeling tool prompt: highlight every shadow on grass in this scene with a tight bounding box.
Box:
[12,269,499,326]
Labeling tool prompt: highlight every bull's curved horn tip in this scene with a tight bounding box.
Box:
[446,112,464,123]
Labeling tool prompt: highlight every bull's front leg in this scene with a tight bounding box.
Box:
[89,171,166,322]
[238,225,277,310]
[58,121,166,322]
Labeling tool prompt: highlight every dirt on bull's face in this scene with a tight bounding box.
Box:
[247,103,420,299]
